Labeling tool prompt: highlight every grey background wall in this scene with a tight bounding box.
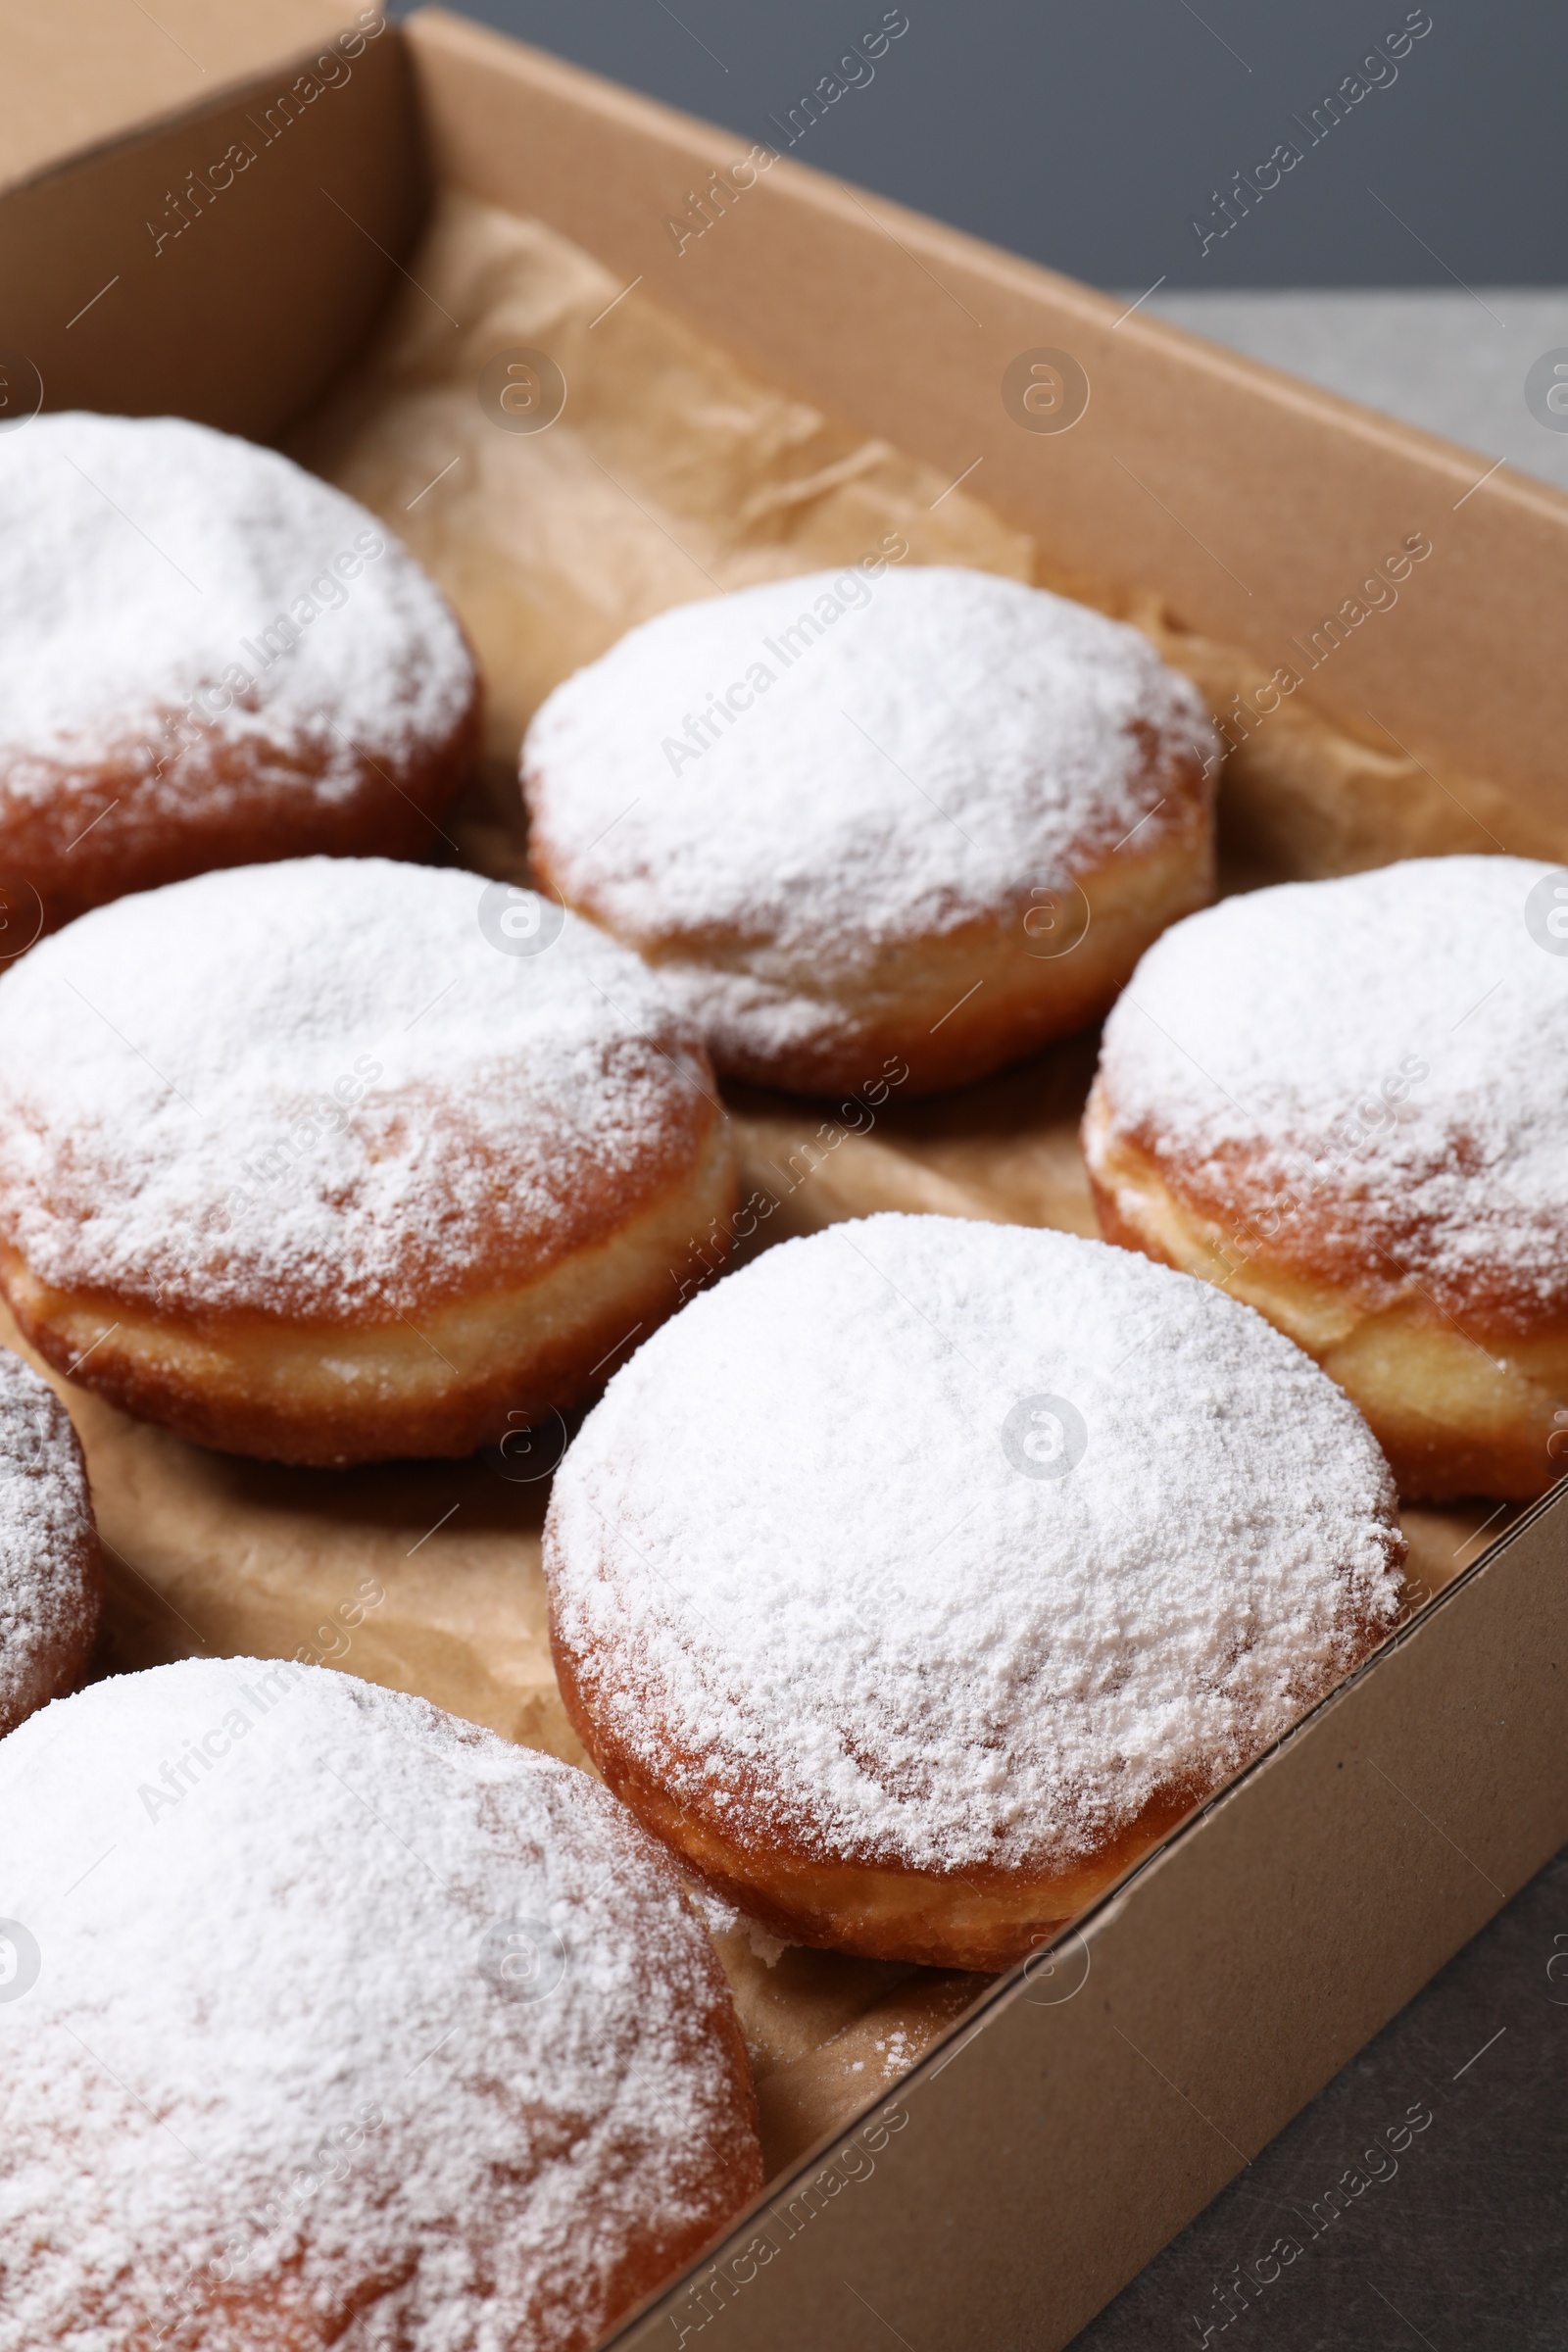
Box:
[394,1,1567,290]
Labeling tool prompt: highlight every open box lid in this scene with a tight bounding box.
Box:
[0,0,365,191]
[0,0,423,438]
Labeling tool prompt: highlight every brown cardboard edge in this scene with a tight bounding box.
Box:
[606,1482,1568,2348]
[0,12,374,201]
[0,0,378,196]
[396,8,1555,512]
[402,6,1568,833]
[0,21,424,440]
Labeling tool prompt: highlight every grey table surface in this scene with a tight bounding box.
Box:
[1143,287,1568,496]
[1073,1850,1568,2351]
[1068,291,1568,2349]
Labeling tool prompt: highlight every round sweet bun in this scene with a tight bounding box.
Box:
[545,1214,1404,1971]
[0,858,734,1465]
[0,1660,761,2351]
[0,1347,99,1736]
[0,412,479,935]
[522,565,1217,1096]
[1084,855,1568,1501]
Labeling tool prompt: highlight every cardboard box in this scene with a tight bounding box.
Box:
[3,8,1565,2345]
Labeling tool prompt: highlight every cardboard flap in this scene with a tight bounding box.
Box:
[0,8,422,438]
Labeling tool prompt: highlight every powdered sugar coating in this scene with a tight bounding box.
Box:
[1092,856,1568,1324]
[0,1348,97,1737]
[523,566,1214,1033]
[0,411,472,807]
[546,1215,1402,1879]
[0,858,717,1319]
[0,1661,760,2352]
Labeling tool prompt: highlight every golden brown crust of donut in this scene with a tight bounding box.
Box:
[0,1025,721,1330]
[558,1903,762,2345]
[553,1617,1214,1973]
[37,1562,101,1717]
[530,744,1214,1098]
[607,1981,764,2326]
[0,1411,102,1740]
[1083,1080,1566,1501]
[111,1959,760,2352]
[44,1449,103,1722]
[1,1110,736,1465]
[0,677,482,938]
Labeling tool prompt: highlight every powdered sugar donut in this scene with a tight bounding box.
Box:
[0,413,479,933]
[0,1348,99,1736]
[0,858,734,1464]
[0,1660,761,2350]
[546,1214,1403,1970]
[523,565,1217,1096]
[1085,855,1568,1501]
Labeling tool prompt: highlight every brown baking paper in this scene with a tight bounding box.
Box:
[49,190,1514,2176]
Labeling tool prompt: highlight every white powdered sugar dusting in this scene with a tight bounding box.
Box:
[1093,856,1568,1320]
[0,858,714,1319]
[0,1348,96,1737]
[0,1661,756,2352]
[0,413,472,804]
[523,565,1216,981]
[547,1215,1402,1878]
